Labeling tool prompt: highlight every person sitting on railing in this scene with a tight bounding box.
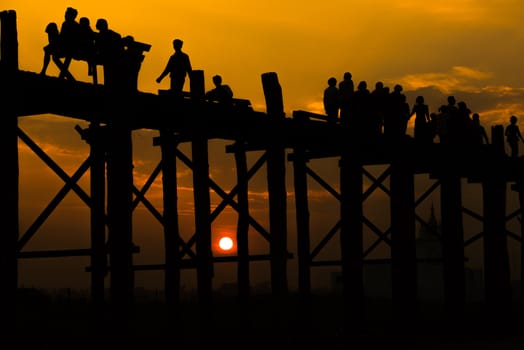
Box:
[76,17,96,76]
[40,8,95,80]
[94,18,124,87]
[205,74,234,104]
[57,7,81,80]
[40,22,68,77]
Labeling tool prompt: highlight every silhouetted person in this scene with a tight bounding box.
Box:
[323,77,339,123]
[351,80,372,143]
[77,17,96,76]
[94,18,124,87]
[505,115,524,157]
[58,7,80,80]
[205,74,234,103]
[385,84,410,144]
[156,38,192,96]
[446,100,473,145]
[338,71,354,124]
[436,95,459,144]
[411,95,431,144]
[370,81,389,140]
[471,113,489,145]
[429,112,439,142]
[40,22,72,78]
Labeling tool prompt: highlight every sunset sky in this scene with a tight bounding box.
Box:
[4,1,524,293]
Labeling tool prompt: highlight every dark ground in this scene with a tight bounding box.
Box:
[14,288,524,350]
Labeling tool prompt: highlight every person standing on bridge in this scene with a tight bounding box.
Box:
[505,115,524,157]
[156,38,193,96]
[471,113,489,146]
[338,71,354,124]
[323,77,339,123]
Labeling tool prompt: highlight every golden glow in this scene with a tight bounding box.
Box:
[5,0,524,118]
[5,1,524,290]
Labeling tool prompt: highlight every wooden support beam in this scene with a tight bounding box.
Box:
[88,123,107,306]
[159,130,181,307]
[234,142,250,301]
[339,144,365,334]
[0,9,19,343]
[291,129,311,298]
[106,122,134,339]
[482,125,512,323]
[390,149,417,326]
[190,70,214,305]
[439,155,466,326]
[262,72,288,297]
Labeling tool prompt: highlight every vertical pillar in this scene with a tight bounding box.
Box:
[518,162,524,299]
[190,70,213,305]
[440,167,465,325]
[234,142,250,301]
[517,157,524,299]
[106,118,134,346]
[339,146,365,334]
[261,72,288,297]
[0,10,19,342]
[89,123,107,305]
[390,152,417,326]
[482,125,511,321]
[292,149,311,299]
[159,131,181,307]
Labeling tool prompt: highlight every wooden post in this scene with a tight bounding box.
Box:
[234,142,250,301]
[0,9,19,342]
[440,165,465,325]
[106,119,134,345]
[261,72,288,297]
[159,131,181,307]
[190,70,213,305]
[517,159,524,299]
[482,126,511,321]
[292,148,311,299]
[88,123,107,306]
[291,131,313,335]
[390,150,417,326]
[339,144,365,335]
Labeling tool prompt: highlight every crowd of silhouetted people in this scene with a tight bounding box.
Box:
[41,7,234,101]
[40,7,150,89]
[39,9,523,157]
[323,72,524,157]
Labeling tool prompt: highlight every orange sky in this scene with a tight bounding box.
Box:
[4,1,524,292]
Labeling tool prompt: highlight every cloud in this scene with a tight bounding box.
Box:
[390,66,524,126]
[395,66,494,94]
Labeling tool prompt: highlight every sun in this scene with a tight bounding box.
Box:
[218,236,234,251]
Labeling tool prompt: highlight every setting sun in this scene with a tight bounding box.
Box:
[218,236,234,252]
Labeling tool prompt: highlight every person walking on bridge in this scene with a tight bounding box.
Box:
[156,38,193,96]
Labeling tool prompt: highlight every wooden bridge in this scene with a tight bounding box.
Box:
[1,9,524,348]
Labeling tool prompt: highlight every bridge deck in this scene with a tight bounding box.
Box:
[13,70,524,183]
